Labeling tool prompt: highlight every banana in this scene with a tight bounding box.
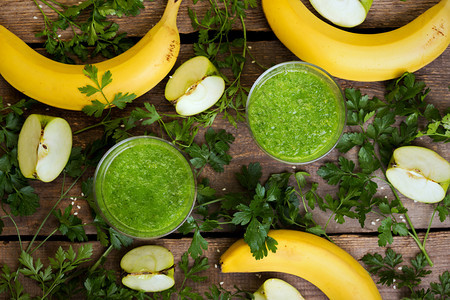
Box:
[220,230,382,300]
[262,0,450,82]
[0,0,182,110]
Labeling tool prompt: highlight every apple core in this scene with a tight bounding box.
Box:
[94,136,196,239]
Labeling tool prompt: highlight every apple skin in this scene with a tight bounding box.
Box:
[253,278,305,300]
[386,146,450,203]
[120,245,174,273]
[309,0,373,28]
[165,56,220,101]
[360,0,373,14]
[165,56,225,116]
[120,245,175,292]
[175,75,225,116]
[17,114,72,182]
[122,269,175,293]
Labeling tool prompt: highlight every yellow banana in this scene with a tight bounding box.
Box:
[0,0,182,110]
[262,0,450,82]
[220,230,382,300]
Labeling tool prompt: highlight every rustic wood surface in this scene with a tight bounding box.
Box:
[0,0,449,299]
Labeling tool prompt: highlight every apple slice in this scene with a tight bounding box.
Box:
[17,114,72,183]
[122,269,175,293]
[386,146,450,203]
[120,245,175,292]
[175,76,225,116]
[165,56,225,116]
[309,0,373,28]
[253,278,305,300]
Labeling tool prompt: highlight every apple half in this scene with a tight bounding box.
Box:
[17,114,72,183]
[386,146,450,203]
[253,278,305,300]
[165,56,225,116]
[121,245,175,292]
[309,0,373,28]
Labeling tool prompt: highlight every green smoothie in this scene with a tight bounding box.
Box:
[247,62,346,163]
[94,137,196,239]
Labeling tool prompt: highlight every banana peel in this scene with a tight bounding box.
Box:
[220,230,382,300]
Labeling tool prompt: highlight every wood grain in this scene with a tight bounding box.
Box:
[1,232,449,299]
[0,0,442,41]
[0,42,448,236]
[0,0,449,299]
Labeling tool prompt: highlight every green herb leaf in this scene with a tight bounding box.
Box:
[188,0,258,126]
[108,227,133,250]
[362,248,432,293]
[53,205,88,242]
[185,128,234,173]
[6,185,40,216]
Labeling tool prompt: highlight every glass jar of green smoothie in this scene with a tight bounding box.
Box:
[246,61,346,164]
[93,136,196,239]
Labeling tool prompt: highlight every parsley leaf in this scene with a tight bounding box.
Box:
[436,194,450,222]
[0,264,30,299]
[185,128,234,173]
[162,117,198,148]
[19,245,93,299]
[152,252,211,299]
[53,205,88,242]
[34,0,142,63]
[362,248,432,293]
[181,163,326,260]
[232,183,278,259]
[83,267,149,300]
[0,100,40,217]
[317,73,447,265]
[188,0,258,126]
[80,65,136,117]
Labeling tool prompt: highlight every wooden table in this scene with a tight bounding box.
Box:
[0,0,449,299]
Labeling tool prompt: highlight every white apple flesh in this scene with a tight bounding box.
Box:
[165,56,225,116]
[18,114,72,183]
[122,270,175,293]
[175,75,225,116]
[120,245,175,292]
[120,245,174,273]
[386,146,450,203]
[253,278,305,300]
[309,0,373,28]
[165,56,220,101]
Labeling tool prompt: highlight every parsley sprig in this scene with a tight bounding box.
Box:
[362,248,449,299]
[316,72,449,266]
[32,0,143,63]
[80,64,137,117]
[19,245,93,299]
[151,252,252,299]
[76,65,201,149]
[179,163,326,260]
[0,99,39,230]
[188,0,258,126]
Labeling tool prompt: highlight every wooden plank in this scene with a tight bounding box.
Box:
[1,232,449,299]
[0,0,442,42]
[0,42,449,236]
